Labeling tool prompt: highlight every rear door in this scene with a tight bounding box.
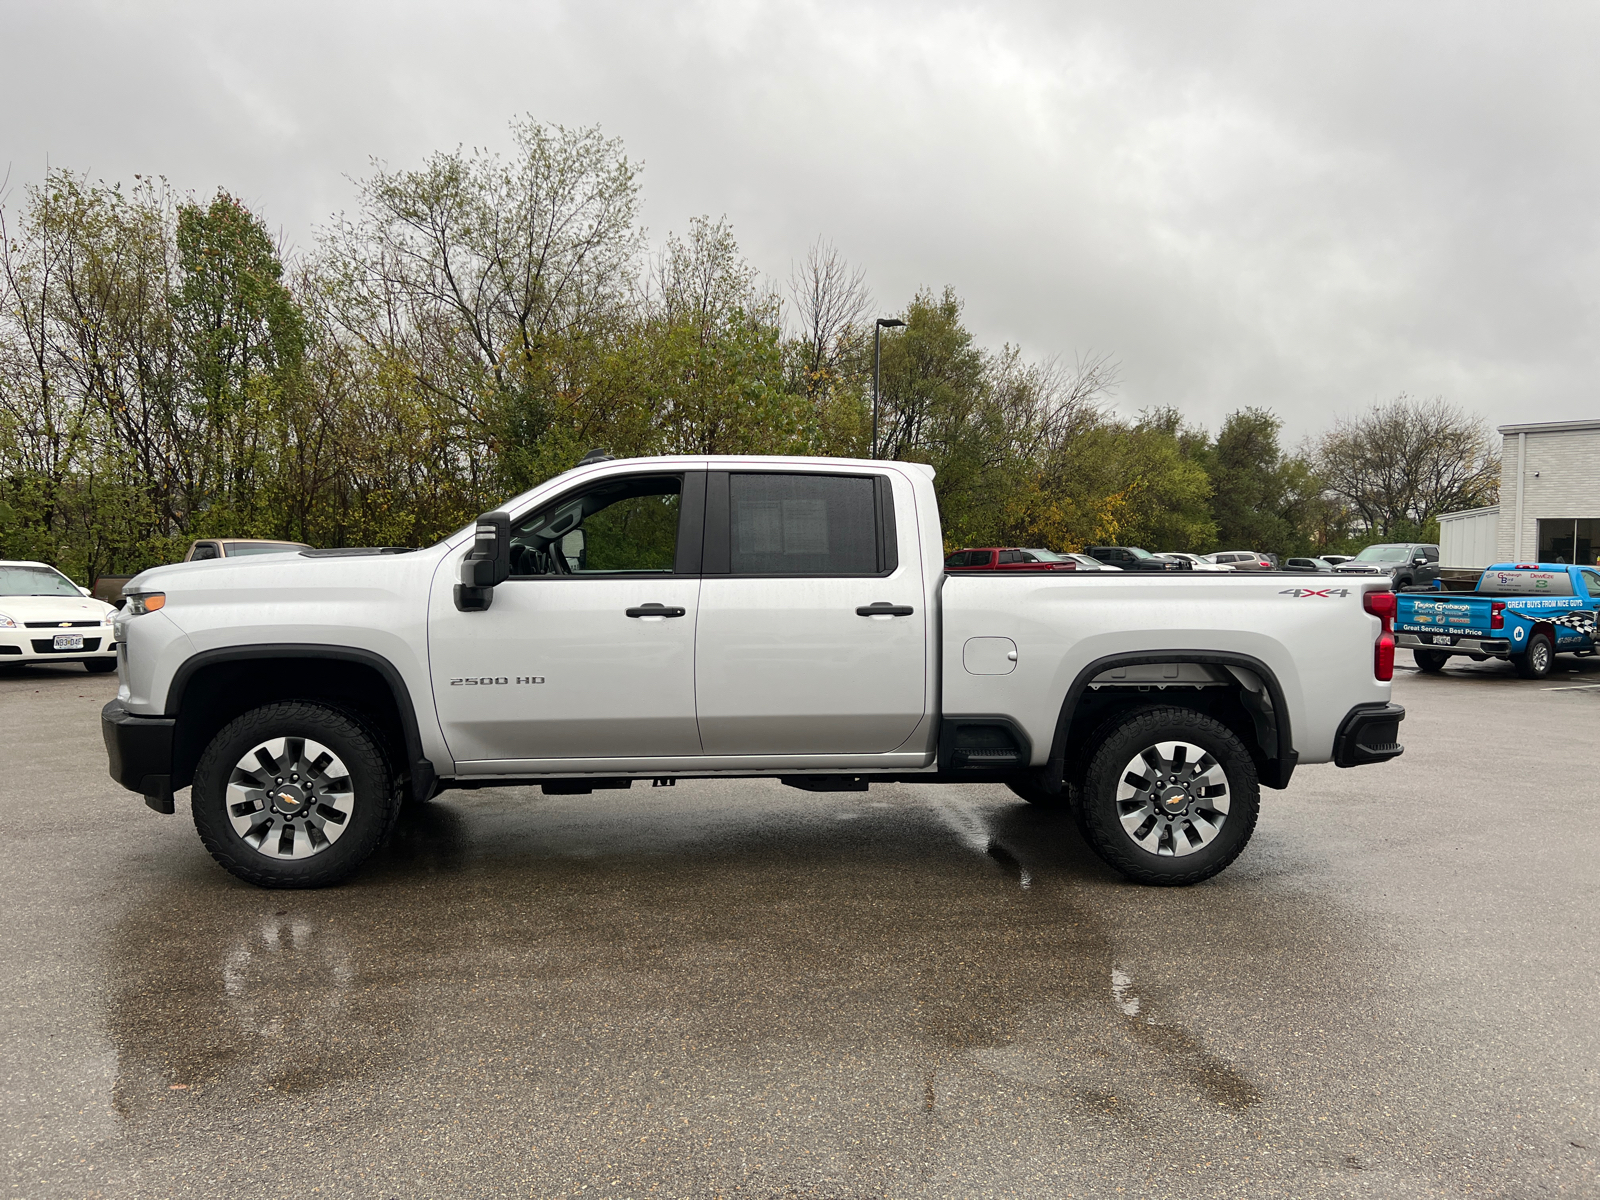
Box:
[693,468,926,755]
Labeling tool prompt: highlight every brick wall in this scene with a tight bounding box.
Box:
[1496,427,1600,562]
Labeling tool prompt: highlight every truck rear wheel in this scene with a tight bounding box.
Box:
[1413,648,1450,673]
[1513,632,1554,679]
[1078,706,1259,886]
[191,702,401,889]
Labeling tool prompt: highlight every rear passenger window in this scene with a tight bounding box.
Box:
[728,473,885,575]
[997,550,1023,564]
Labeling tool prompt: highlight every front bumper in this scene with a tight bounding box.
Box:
[101,699,176,813]
[1396,632,1510,657]
[1333,702,1406,768]
[0,626,117,662]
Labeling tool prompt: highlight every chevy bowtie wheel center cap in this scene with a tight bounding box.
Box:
[1158,785,1190,814]
[270,784,308,815]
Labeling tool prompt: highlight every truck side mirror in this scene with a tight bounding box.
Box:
[455,511,511,612]
[559,528,587,572]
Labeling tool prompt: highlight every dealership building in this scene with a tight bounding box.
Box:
[1438,419,1600,569]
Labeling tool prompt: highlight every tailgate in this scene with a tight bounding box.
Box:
[1396,594,1492,638]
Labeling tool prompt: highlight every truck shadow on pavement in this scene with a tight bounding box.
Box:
[97,783,1451,1198]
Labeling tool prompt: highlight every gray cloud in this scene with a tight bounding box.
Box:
[4,0,1595,440]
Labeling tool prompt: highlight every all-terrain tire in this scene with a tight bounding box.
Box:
[1412,648,1450,674]
[1512,632,1554,680]
[191,701,401,888]
[1078,705,1260,886]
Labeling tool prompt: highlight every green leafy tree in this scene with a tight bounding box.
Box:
[172,191,307,535]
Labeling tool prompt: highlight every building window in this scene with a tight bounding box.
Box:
[1537,519,1600,566]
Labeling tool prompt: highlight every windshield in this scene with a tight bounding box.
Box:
[224,542,305,557]
[1125,547,1154,559]
[0,565,81,597]
[1023,549,1067,561]
[1354,545,1410,563]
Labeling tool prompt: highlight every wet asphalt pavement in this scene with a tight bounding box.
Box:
[3,655,1598,1199]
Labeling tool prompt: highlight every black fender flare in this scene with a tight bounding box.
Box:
[1042,650,1298,792]
[165,644,436,802]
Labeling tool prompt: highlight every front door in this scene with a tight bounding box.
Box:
[429,471,704,765]
[693,469,927,756]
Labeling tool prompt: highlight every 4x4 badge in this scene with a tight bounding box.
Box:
[1278,587,1352,598]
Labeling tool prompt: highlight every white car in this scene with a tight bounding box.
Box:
[0,561,119,673]
[1164,552,1236,572]
[1020,549,1122,571]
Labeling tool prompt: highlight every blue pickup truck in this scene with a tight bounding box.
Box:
[1396,563,1600,678]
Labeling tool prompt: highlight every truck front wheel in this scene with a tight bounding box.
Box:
[1078,706,1260,886]
[1513,632,1554,679]
[191,702,401,889]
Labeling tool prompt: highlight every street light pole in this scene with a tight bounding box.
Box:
[872,317,905,460]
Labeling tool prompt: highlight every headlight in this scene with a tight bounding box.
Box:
[0,612,15,629]
[101,611,116,626]
[124,592,166,615]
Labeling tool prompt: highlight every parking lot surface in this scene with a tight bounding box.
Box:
[3,654,1598,1199]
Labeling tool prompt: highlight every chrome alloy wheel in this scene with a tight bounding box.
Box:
[1529,638,1551,673]
[225,737,355,860]
[1114,740,1231,857]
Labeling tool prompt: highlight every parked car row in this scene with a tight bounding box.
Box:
[944,543,1434,580]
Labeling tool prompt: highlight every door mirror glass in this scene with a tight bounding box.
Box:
[559,528,587,572]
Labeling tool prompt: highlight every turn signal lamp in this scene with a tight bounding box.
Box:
[125,592,165,615]
[1363,590,1396,682]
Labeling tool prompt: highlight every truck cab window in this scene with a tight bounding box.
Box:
[509,474,683,576]
[728,473,881,575]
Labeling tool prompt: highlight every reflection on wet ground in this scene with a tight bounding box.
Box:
[5,661,1598,1198]
[95,787,1460,1197]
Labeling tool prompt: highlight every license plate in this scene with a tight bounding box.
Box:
[52,634,84,650]
[1429,634,1454,646]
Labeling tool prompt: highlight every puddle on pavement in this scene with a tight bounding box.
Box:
[100,784,1389,1193]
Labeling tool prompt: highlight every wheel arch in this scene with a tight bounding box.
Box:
[165,645,434,801]
[1044,650,1297,792]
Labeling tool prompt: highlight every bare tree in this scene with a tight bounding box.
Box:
[786,238,871,397]
[1316,395,1499,538]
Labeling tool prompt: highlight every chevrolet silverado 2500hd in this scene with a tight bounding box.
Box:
[101,455,1404,889]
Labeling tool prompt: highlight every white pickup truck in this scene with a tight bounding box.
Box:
[102,454,1404,890]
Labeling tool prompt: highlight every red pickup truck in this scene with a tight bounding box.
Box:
[944,548,1079,572]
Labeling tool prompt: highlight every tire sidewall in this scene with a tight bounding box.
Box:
[191,702,395,888]
[1413,649,1449,673]
[1515,633,1553,679]
[1080,706,1260,885]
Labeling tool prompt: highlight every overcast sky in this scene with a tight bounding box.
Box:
[4,1,1596,441]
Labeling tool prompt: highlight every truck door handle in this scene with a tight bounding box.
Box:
[857,602,914,617]
[626,603,687,618]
